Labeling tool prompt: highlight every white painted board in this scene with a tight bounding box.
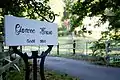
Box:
[4,15,58,46]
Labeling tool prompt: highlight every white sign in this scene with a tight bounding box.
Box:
[4,15,58,46]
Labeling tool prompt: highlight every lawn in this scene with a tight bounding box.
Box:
[50,53,120,68]
[8,69,79,80]
[8,60,79,80]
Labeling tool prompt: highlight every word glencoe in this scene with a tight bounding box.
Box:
[15,24,53,35]
[15,24,35,35]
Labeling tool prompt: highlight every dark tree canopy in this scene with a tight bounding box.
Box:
[68,0,120,55]
[0,0,57,36]
[0,0,56,22]
[69,0,120,32]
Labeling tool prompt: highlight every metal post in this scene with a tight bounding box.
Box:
[57,43,59,55]
[86,42,87,55]
[12,46,30,80]
[73,40,76,55]
[12,45,53,80]
[40,56,46,80]
[24,54,30,80]
[32,51,38,80]
[39,45,53,80]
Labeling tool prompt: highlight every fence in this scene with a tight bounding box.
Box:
[4,39,119,57]
[0,57,21,74]
[20,37,94,55]
[0,48,21,80]
[105,40,120,63]
[56,40,92,55]
[1,38,120,78]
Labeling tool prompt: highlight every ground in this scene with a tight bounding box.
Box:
[44,56,120,80]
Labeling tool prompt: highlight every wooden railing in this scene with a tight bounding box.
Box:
[57,40,87,55]
[0,50,21,80]
[0,57,20,75]
[105,40,120,63]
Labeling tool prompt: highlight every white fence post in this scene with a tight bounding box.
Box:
[0,43,2,52]
[0,75,2,80]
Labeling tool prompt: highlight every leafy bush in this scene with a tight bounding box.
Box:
[89,41,106,57]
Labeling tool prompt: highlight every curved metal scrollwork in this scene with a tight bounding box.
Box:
[30,0,56,23]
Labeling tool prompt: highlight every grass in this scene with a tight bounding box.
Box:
[50,53,100,61]
[45,70,79,80]
[8,61,79,80]
[50,53,120,68]
[8,70,79,80]
[8,61,25,80]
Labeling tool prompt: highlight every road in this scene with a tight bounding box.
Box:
[44,56,120,80]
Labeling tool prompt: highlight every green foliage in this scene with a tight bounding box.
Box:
[69,15,83,32]
[89,30,120,57]
[71,0,120,21]
[58,26,67,32]
[8,63,79,80]
[62,0,84,33]
[8,60,25,80]
[66,0,120,56]
[8,69,24,80]
[0,0,56,36]
[45,70,79,80]
[58,31,69,37]
[64,0,120,34]
[89,41,106,56]
[62,0,73,20]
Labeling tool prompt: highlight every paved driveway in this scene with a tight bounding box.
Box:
[44,56,120,80]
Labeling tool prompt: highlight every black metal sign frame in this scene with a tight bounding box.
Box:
[11,45,53,80]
